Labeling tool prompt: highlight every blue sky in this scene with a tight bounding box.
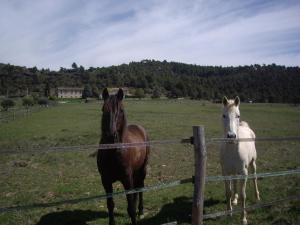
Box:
[0,0,300,70]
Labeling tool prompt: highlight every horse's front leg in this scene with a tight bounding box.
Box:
[122,177,137,225]
[240,169,248,225]
[232,179,239,205]
[224,180,233,216]
[103,182,115,225]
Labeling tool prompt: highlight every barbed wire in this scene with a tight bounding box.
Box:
[1,169,299,213]
[203,195,300,219]
[1,136,300,154]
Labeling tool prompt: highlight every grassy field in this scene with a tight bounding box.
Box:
[0,99,299,225]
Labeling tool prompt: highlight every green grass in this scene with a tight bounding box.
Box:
[0,99,299,225]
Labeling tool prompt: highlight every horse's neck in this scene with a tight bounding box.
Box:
[101,117,127,144]
[118,117,127,142]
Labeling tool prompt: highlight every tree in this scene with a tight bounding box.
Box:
[79,65,85,74]
[44,82,50,97]
[22,96,34,108]
[1,98,15,111]
[82,84,92,99]
[151,87,161,98]
[37,98,49,106]
[92,85,100,98]
[0,61,300,103]
[134,88,145,99]
[72,62,78,70]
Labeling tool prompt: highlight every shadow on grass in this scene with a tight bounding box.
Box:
[36,209,118,225]
[140,196,221,225]
[36,197,221,225]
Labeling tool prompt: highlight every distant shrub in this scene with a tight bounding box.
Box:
[151,87,161,99]
[82,84,92,99]
[31,93,40,103]
[37,98,49,106]
[22,96,34,108]
[1,98,15,111]
[134,88,145,99]
[48,96,56,101]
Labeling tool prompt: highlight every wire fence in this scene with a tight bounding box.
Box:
[1,136,300,154]
[0,104,57,123]
[1,134,299,224]
[203,195,300,220]
[1,168,299,214]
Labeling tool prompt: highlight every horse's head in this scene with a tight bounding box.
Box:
[222,96,240,139]
[101,88,126,141]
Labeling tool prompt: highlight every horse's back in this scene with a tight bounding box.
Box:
[238,122,257,165]
[122,124,149,170]
[123,124,148,142]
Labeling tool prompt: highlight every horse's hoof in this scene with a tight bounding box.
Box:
[242,218,247,225]
[139,214,145,219]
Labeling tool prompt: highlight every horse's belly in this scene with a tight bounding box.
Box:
[220,145,248,174]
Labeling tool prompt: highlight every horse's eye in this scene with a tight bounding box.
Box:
[222,115,226,118]
[236,115,240,118]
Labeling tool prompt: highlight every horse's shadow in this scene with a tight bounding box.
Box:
[36,209,115,225]
[36,197,220,225]
[139,196,221,225]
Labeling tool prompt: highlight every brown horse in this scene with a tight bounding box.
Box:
[97,88,150,225]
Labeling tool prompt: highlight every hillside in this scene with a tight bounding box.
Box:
[0,60,299,103]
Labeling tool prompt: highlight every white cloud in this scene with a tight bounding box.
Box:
[0,0,299,69]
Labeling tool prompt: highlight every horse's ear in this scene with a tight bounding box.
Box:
[117,88,124,101]
[234,96,240,106]
[102,88,109,100]
[222,96,228,105]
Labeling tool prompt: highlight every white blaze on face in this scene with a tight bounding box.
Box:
[222,97,240,139]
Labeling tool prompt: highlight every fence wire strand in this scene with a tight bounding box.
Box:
[0,178,192,213]
[1,168,299,213]
[208,136,300,144]
[1,136,300,154]
[206,168,300,182]
[204,195,300,220]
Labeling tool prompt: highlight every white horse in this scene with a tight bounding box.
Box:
[220,96,260,225]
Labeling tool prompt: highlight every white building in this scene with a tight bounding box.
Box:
[57,87,83,98]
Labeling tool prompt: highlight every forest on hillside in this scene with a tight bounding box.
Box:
[0,60,299,103]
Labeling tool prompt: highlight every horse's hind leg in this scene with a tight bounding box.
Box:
[135,168,146,219]
[251,160,260,201]
[103,182,115,225]
[135,177,145,219]
[122,177,137,225]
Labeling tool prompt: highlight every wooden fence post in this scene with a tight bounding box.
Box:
[192,126,207,225]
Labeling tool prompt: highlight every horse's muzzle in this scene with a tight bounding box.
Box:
[227,132,237,139]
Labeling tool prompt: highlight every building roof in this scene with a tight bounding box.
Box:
[57,87,84,91]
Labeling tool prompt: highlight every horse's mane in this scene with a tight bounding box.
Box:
[240,121,256,138]
[239,121,249,127]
